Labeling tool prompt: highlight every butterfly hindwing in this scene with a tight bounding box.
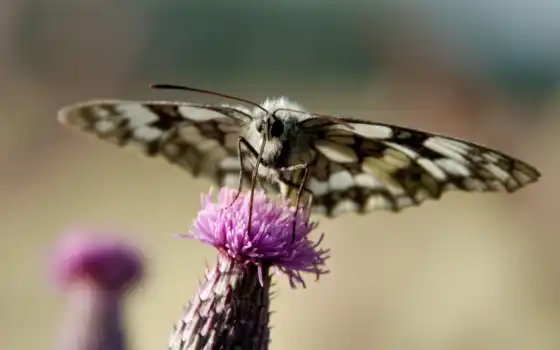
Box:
[57,99,277,192]
[300,118,540,217]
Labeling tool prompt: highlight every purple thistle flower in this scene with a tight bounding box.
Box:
[170,187,330,350]
[49,229,145,350]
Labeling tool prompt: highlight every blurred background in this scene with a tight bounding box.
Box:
[1,1,559,349]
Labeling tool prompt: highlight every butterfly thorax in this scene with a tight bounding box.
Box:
[242,97,312,168]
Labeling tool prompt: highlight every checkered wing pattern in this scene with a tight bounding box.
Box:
[295,118,541,218]
[57,100,280,193]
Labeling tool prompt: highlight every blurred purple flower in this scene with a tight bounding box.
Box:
[170,187,330,349]
[50,229,145,350]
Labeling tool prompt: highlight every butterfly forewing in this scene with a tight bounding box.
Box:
[297,118,540,217]
[57,99,279,193]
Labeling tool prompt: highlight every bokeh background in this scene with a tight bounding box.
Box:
[2,1,560,349]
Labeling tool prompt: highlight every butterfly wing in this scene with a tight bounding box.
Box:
[58,100,279,192]
[297,117,540,218]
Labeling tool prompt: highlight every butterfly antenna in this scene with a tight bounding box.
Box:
[150,83,269,114]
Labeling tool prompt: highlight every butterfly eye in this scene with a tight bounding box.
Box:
[269,118,284,137]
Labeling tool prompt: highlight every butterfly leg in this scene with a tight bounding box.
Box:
[228,137,266,237]
[247,137,268,238]
[292,165,310,243]
[277,164,312,243]
[226,137,248,208]
[303,191,313,225]
[227,137,260,208]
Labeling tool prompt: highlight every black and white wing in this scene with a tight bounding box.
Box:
[296,118,540,217]
[57,100,280,192]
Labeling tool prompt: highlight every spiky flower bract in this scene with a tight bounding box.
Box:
[170,187,330,350]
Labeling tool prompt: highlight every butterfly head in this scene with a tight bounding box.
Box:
[239,97,310,166]
[253,97,307,141]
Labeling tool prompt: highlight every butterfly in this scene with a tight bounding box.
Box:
[58,84,541,226]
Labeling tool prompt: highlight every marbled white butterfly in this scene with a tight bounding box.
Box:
[58,84,541,229]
